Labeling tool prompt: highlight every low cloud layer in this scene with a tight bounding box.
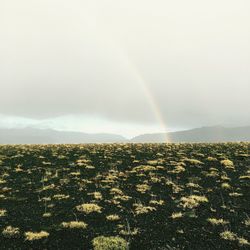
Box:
[0,0,249,131]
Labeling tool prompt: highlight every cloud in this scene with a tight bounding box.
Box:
[0,0,249,130]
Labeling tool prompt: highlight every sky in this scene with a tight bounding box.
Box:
[0,0,250,138]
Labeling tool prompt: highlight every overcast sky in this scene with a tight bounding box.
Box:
[0,0,250,137]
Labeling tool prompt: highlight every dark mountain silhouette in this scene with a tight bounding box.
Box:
[0,126,249,144]
[131,126,250,142]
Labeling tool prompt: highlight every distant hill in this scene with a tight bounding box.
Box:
[0,128,127,144]
[0,126,249,144]
[131,126,250,143]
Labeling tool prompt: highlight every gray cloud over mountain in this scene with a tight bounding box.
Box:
[0,0,249,130]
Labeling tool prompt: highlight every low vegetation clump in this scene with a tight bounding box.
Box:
[220,230,237,241]
[110,188,124,195]
[119,228,139,236]
[184,158,203,165]
[220,159,234,169]
[0,209,7,217]
[206,157,217,162]
[2,226,20,238]
[221,182,231,189]
[93,192,103,200]
[24,231,49,241]
[106,214,120,221]
[0,143,249,249]
[136,184,151,193]
[133,165,156,172]
[229,192,243,197]
[53,194,70,200]
[61,221,87,229]
[238,238,250,246]
[207,218,229,225]
[92,236,127,250]
[219,231,250,246]
[149,200,164,206]
[170,165,185,174]
[133,203,156,215]
[239,175,250,180]
[76,203,102,214]
[180,195,208,209]
[42,212,52,218]
[244,218,250,226]
[171,212,183,219]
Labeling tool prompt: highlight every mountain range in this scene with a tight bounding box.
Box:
[0,126,249,144]
[0,128,125,144]
[131,126,250,142]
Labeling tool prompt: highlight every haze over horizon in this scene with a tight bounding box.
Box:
[1,0,250,138]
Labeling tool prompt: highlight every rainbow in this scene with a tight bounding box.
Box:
[83,13,170,142]
[127,60,170,142]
